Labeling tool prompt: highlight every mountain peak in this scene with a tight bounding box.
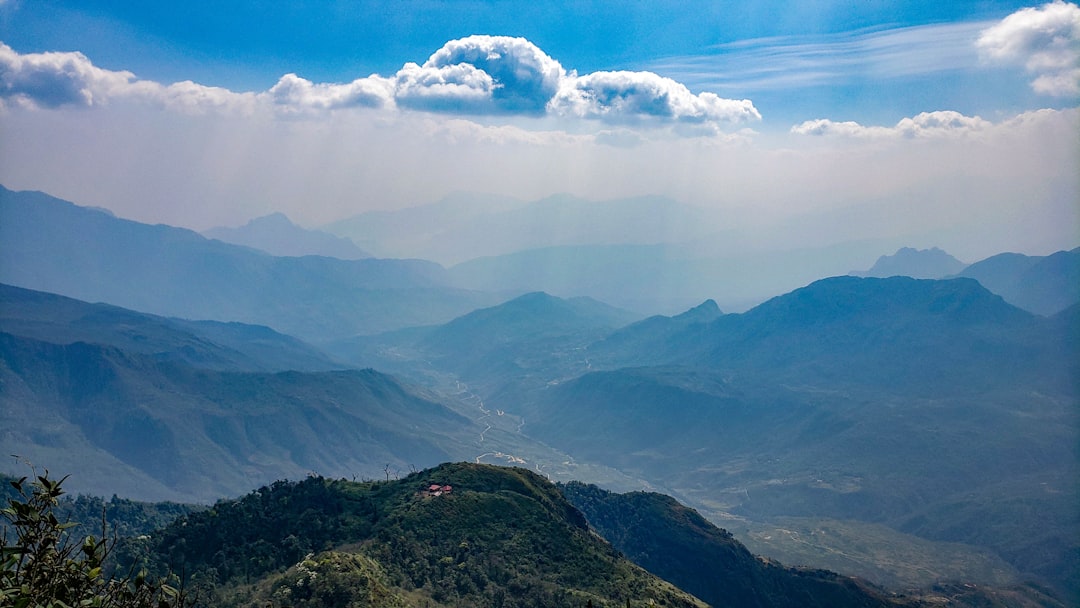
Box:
[245,212,295,227]
[674,298,722,322]
[852,246,966,279]
[751,275,1029,326]
[204,212,369,259]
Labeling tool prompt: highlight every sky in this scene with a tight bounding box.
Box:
[0,0,1078,260]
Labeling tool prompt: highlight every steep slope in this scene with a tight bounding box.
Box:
[957,248,1080,316]
[561,483,1066,608]
[132,463,709,608]
[0,331,480,502]
[851,247,966,279]
[204,212,370,259]
[0,185,500,340]
[0,283,341,372]
[562,482,908,608]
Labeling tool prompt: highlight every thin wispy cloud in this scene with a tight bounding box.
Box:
[648,20,993,93]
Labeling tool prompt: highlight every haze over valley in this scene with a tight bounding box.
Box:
[1,2,1078,606]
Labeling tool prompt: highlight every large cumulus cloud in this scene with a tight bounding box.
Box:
[0,36,759,133]
[0,42,132,107]
[977,1,1080,96]
[396,36,565,114]
[0,42,253,111]
[550,70,760,126]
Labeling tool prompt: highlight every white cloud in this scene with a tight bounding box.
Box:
[397,35,565,114]
[0,36,758,134]
[977,1,1080,96]
[650,21,990,93]
[0,42,255,112]
[0,42,133,107]
[791,110,993,138]
[550,70,760,127]
[266,73,394,112]
[393,61,498,113]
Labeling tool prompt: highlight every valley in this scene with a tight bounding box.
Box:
[1,185,1077,606]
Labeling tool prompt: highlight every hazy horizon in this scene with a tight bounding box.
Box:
[1,1,1078,263]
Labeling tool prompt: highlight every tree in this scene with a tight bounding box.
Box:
[0,470,188,608]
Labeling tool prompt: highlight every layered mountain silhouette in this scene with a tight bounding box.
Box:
[851,247,966,279]
[204,212,371,259]
[956,248,1079,315]
[0,283,341,372]
[0,185,502,340]
[320,276,1076,601]
[3,183,1078,604]
[0,329,482,502]
[323,192,719,265]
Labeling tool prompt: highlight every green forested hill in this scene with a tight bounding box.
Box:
[128,463,709,608]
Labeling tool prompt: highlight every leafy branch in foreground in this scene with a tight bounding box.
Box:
[1,470,189,608]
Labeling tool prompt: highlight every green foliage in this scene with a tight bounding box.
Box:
[259,552,409,608]
[132,463,707,608]
[0,471,188,608]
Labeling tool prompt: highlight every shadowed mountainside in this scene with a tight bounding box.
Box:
[0,283,342,372]
[955,248,1080,316]
[0,330,480,502]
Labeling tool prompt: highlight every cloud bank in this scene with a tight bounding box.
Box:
[0,36,760,133]
[791,110,995,138]
[977,0,1080,96]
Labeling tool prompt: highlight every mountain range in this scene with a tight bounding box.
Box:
[0,185,502,341]
[1,183,1078,604]
[203,212,371,259]
[956,248,1080,316]
[322,192,721,265]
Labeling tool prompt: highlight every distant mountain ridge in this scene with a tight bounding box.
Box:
[324,192,720,265]
[0,283,341,372]
[852,247,967,279]
[204,212,370,259]
[0,185,502,340]
[956,248,1080,315]
[590,275,1064,392]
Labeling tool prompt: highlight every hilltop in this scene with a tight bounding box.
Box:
[129,463,710,608]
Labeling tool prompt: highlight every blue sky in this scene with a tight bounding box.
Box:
[0,0,1062,122]
[0,1,1077,259]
